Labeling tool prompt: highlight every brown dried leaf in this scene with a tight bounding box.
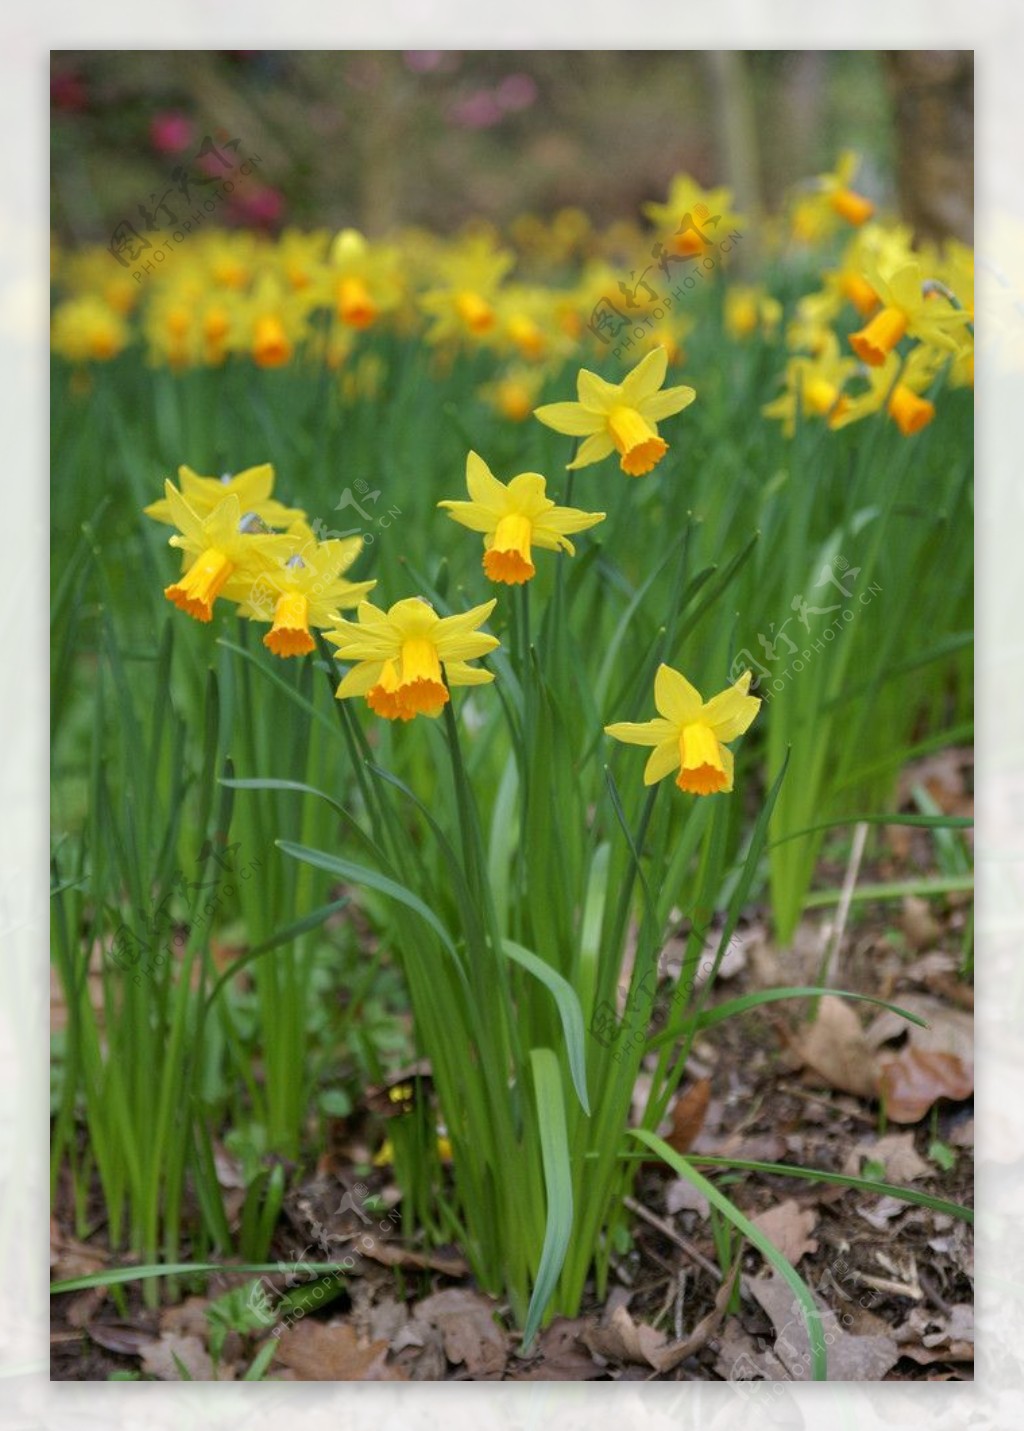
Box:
[582,1304,667,1369]
[748,1269,900,1381]
[844,1131,930,1183]
[751,1200,819,1265]
[666,1078,711,1155]
[139,1332,219,1381]
[507,1318,606,1381]
[879,1048,974,1123]
[793,995,880,1099]
[415,1288,507,1378]
[359,1240,468,1277]
[274,1320,400,1380]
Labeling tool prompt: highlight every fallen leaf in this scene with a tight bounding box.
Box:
[879,1049,974,1123]
[650,1263,742,1373]
[902,896,942,951]
[748,1269,900,1381]
[358,1240,468,1277]
[666,1079,711,1154]
[793,995,880,1099]
[88,1323,156,1356]
[751,1200,819,1265]
[139,1332,218,1381]
[844,1131,930,1183]
[856,1196,908,1230]
[582,1303,667,1369]
[274,1320,399,1380]
[664,1179,710,1220]
[416,1288,506,1378]
[507,1318,606,1380]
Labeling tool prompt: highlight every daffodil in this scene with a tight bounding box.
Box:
[236,521,376,657]
[606,664,760,796]
[762,334,859,437]
[534,347,696,477]
[329,228,404,330]
[51,297,129,363]
[160,484,296,623]
[144,463,305,530]
[438,451,605,585]
[848,257,972,366]
[642,174,744,259]
[789,153,875,243]
[327,597,499,721]
[831,346,944,437]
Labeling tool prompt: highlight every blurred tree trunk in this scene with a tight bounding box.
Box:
[885,51,973,244]
[706,51,761,253]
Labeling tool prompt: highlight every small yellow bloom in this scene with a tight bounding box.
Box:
[533,347,696,477]
[159,484,295,624]
[605,664,760,796]
[234,521,376,658]
[327,597,499,721]
[848,258,973,366]
[438,452,605,586]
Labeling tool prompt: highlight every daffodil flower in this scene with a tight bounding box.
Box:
[160,483,295,624]
[327,597,499,721]
[144,463,305,530]
[848,258,972,366]
[533,347,696,477]
[235,521,376,657]
[438,451,605,585]
[605,664,760,796]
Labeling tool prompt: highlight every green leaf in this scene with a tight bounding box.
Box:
[629,1129,827,1380]
[503,941,590,1115]
[522,1050,574,1352]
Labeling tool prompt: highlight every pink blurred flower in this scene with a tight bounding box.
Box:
[449,90,505,130]
[51,69,88,112]
[496,73,538,112]
[150,111,194,155]
[227,184,285,229]
[404,51,445,73]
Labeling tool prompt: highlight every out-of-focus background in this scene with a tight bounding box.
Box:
[50,50,973,243]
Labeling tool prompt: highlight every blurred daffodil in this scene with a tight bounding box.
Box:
[848,258,972,366]
[439,451,604,585]
[534,347,696,477]
[606,664,760,796]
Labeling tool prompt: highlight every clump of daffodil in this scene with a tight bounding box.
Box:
[478,365,548,422]
[724,284,783,342]
[848,257,972,366]
[51,297,130,363]
[642,174,744,259]
[327,597,499,721]
[144,463,305,530]
[438,451,605,586]
[418,234,515,346]
[235,520,376,657]
[789,152,875,243]
[159,484,295,623]
[606,664,760,796]
[831,345,944,437]
[231,274,314,368]
[329,228,404,330]
[534,346,696,477]
[762,333,859,437]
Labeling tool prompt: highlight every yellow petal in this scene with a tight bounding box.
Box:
[619,345,668,406]
[604,717,677,747]
[465,450,508,510]
[567,431,616,470]
[654,663,703,724]
[637,383,697,423]
[700,672,761,742]
[577,368,620,412]
[644,739,681,785]
[533,401,604,436]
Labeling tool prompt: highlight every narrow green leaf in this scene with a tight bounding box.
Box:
[522,1050,574,1352]
[503,942,590,1115]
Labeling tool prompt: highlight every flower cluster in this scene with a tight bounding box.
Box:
[145,345,758,793]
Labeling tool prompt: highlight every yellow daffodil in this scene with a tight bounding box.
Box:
[236,521,376,657]
[327,597,499,721]
[144,463,305,530]
[329,228,404,330]
[160,484,295,623]
[831,346,944,437]
[790,153,875,243]
[643,174,744,259]
[478,365,547,422]
[724,285,783,341]
[51,297,129,363]
[606,664,760,796]
[534,347,696,477]
[762,334,859,437]
[438,451,605,585]
[848,258,972,366]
